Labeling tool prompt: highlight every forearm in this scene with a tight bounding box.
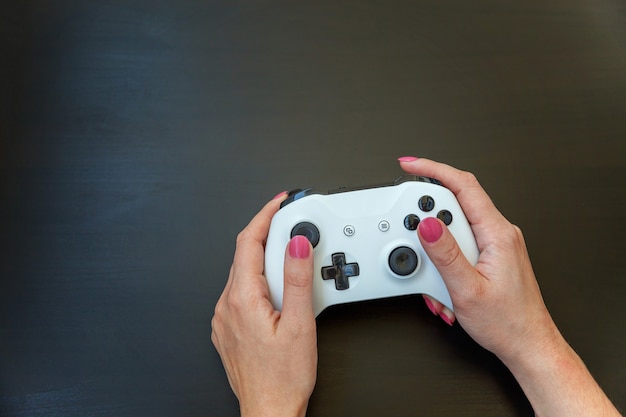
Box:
[503,330,621,417]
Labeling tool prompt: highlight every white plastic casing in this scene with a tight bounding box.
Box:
[264,179,479,317]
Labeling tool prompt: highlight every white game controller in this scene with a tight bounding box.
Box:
[264,175,479,317]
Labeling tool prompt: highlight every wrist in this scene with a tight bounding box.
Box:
[494,308,565,371]
[497,321,621,416]
[500,324,571,380]
[240,396,309,417]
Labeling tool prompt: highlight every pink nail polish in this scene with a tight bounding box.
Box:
[419,217,443,243]
[273,191,287,200]
[423,296,438,315]
[439,312,454,326]
[398,156,419,162]
[289,235,311,259]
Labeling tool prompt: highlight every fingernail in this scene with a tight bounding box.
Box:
[439,310,455,326]
[273,191,287,200]
[419,217,443,243]
[398,156,419,162]
[423,296,438,315]
[289,235,311,259]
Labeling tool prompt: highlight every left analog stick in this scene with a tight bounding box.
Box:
[290,222,320,248]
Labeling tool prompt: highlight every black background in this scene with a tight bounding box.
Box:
[1,1,625,416]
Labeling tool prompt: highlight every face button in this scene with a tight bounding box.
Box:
[321,253,360,290]
[418,195,435,212]
[290,222,320,248]
[404,214,420,230]
[436,210,453,226]
[388,246,419,276]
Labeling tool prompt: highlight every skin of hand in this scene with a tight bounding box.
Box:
[399,156,555,360]
[399,156,621,417]
[211,159,621,417]
[211,193,318,417]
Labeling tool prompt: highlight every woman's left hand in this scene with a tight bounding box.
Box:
[211,194,317,417]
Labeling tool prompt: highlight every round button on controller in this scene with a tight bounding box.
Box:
[343,225,356,237]
[418,195,435,212]
[436,210,453,226]
[404,214,420,230]
[290,222,320,248]
[388,246,419,276]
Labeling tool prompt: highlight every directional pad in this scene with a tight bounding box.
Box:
[321,253,360,290]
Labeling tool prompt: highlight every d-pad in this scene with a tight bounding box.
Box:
[321,253,360,290]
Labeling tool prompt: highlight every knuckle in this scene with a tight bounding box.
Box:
[226,290,245,311]
[210,317,219,339]
[212,299,227,325]
[433,241,462,269]
[210,310,225,349]
[286,269,310,289]
[459,170,479,187]
[235,229,251,247]
[210,332,219,351]
[502,223,526,251]
[511,224,525,242]
[283,271,311,304]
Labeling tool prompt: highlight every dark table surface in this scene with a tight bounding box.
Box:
[2,1,625,416]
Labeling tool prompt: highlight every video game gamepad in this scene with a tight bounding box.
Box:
[264,175,479,317]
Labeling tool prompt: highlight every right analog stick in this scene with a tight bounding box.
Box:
[388,246,419,276]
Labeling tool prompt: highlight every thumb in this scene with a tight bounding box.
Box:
[281,235,315,324]
[418,217,481,307]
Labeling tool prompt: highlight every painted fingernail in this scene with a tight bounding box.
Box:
[398,156,419,162]
[419,217,443,243]
[439,310,455,326]
[273,191,288,200]
[423,296,438,315]
[289,235,311,259]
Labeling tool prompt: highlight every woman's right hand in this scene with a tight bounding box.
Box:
[399,156,559,364]
[398,156,621,417]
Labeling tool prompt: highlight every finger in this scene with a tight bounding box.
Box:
[398,157,509,247]
[224,193,287,309]
[422,294,443,315]
[439,306,456,326]
[398,157,491,211]
[418,217,483,310]
[229,192,287,290]
[280,235,315,327]
[423,286,457,326]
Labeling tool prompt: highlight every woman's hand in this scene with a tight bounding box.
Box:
[399,156,621,417]
[211,194,317,417]
[399,156,557,363]
[211,162,621,417]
